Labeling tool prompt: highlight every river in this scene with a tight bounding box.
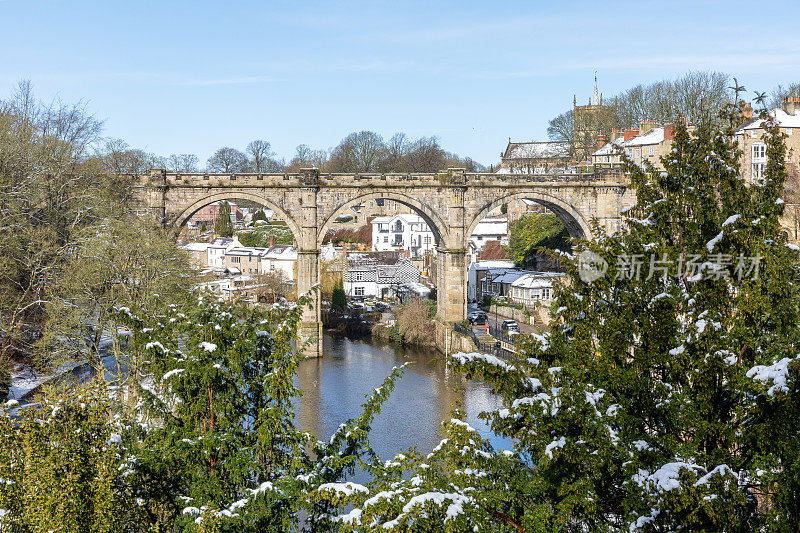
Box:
[294,334,512,461]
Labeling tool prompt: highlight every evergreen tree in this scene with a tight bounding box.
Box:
[331,280,347,313]
[323,105,800,531]
[0,381,134,531]
[252,209,268,224]
[215,201,234,237]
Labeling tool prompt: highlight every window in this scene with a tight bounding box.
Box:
[752,143,766,161]
[649,146,654,157]
[383,236,389,243]
[354,272,364,281]
[394,221,403,232]
[354,287,364,296]
[635,148,640,157]
[752,163,766,182]
[752,143,767,181]
[543,288,551,300]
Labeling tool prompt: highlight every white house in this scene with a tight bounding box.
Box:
[510,272,566,308]
[468,217,508,262]
[260,245,298,281]
[371,214,436,257]
[344,252,422,299]
[207,236,241,268]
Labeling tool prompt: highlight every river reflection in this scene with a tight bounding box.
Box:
[294,334,512,461]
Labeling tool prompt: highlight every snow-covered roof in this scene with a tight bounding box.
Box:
[592,127,666,157]
[264,245,298,261]
[472,260,515,269]
[511,272,566,288]
[226,247,268,257]
[736,107,800,133]
[209,237,235,248]
[492,270,536,285]
[473,221,507,236]
[400,282,431,295]
[505,141,570,160]
[182,242,211,252]
[624,127,665,147]
[495,166,577,174]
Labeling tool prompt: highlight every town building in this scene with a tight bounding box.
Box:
[472,263,519,303]
[371,214,436,257]
[188,202,245,228]
[181,242,211,269]
[592,123,677,170]
[467,217,508,262]
[510,272,566,308]
[344,252,422,300]
[207,237,241,268]
[736,97,800,184]
[736,97,800,242]
[224,247,264,276]
[260,244,298,281]
[497,141,572,173]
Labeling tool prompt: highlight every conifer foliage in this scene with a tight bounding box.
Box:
[322,106,800,531]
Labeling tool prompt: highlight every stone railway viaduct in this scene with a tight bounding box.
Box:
[133,168,635,356]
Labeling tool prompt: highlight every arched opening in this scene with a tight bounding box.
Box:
[316,192,447,341]
[173,192,302,241]
[465,192,587,333]
[174,193,303,306]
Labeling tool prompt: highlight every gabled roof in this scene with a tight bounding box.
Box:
[592,127,666,156]
[511,272,567,288]
[264,245,298,260]
[182,242,211,252]
[504,141,571,160]
[736,108,800,133]
[473,221,507,236]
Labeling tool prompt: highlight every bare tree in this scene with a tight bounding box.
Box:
[288,144,328,171]
[547,110,574,145]
[246,139,277,172]
[328,131,386,172]
[382,132,409,171]
[206,147,249,173]
[769,82,800,110]
[98,138,159,177]
[166,153,199,173]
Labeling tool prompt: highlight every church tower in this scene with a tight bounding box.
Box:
[573,74,615,163]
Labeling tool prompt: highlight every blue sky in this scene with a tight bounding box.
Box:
[2,0,798,166]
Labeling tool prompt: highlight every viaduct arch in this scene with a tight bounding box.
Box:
[134,168,635,356]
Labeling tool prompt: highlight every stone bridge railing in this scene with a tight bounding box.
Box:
[136,168,629,188]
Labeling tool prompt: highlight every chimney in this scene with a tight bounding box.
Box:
[784,97,800,116]
[624,128,638,141]
[664,124,675,140]
[596,134,607,150]
[269,234,275,247]
[639,121,658,135]
[740,102,753,120]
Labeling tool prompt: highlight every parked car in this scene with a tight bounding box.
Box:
[501,320,520,333]
[467,311,487,325]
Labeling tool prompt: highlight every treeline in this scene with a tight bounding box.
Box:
[0,81,191,379]
[105,130,484,176]
[548,71,800,160]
